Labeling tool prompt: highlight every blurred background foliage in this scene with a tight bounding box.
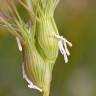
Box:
[0,0,96,96]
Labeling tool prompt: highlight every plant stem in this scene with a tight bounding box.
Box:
[43,90,50,96]
[43,85,50,96]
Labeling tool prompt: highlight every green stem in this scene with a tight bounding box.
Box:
[43,85,50,96]
[43,90,50,96]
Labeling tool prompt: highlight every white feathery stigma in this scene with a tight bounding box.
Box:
[22,63,42,92]
[16,37,22,52]
[54,34,72,63]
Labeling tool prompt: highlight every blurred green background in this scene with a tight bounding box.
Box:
[0,0,96,96]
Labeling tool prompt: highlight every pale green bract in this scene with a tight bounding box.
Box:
[0,0,72,96]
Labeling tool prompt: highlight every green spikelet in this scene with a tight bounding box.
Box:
[21,0,60,95]
[0,0,72,96]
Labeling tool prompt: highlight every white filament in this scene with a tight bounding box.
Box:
[54,34,72,63]
[58,40,68,63]
[16,37,22,51]
[22,63,42,92]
